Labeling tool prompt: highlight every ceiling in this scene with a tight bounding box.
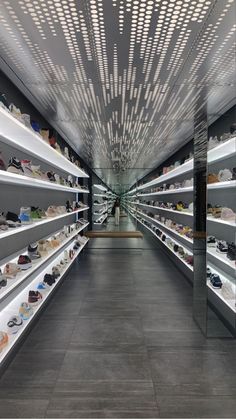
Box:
[0,0,235,191]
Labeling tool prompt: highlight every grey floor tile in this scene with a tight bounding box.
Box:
[80,299,140,317]
[23,319,75,350]
[69,317,144,348]
[58,351,152,381]
[0,399,49,418]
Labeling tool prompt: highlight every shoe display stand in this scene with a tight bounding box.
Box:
[0,108,90,368]
[0,237,89,366]
[122,136,236,332]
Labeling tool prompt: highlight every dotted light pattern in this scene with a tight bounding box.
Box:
[0,0,235,189]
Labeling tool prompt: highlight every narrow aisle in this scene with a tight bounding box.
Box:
[0,238,236,418]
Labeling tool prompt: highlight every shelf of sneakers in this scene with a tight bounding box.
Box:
[93,193,108,198]
[123,204,194,272]
[130,207,193,247]
[137,181,236,198]
[124,205,236,314]
[136,203,235,227]
[93,202,107,207]
[0,221,89,304]
[0,170,89,193]
[93,207,107,217]
[0,207,89,240]
[207,246,235,273]
[0,236,89,365]
[0,106,89,178]
[207,263,236,314]
[137,137,236,192]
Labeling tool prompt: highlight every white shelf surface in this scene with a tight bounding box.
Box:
[207,247,235,272]
[136,137,236,192]
[207,216,235,227]
[94,193,108,197]
[93,184,108,192]
[0,222,89,303]
[124,205,193,272]
[93,208,107,217]
[93,202,106,207]
[0,237,89,364]
[0,207,89,241]
[137,202,193,216]
[0,170,89,193]
[207,263,236,313]
[208,137,236,164]
[138,186,193,197]
[94,213,108,224]
[138,159,193,191]
[207,180,236,190]
[0,107,88,178]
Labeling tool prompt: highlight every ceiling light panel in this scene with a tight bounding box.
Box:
[0,0,235,189]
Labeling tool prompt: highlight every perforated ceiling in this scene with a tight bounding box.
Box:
[0,0,235,190]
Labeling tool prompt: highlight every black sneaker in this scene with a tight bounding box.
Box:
[6,211,21,227]
[207,236,216,247]
[216,241,228,253]
[210,274,222,289]
[44,273,55,286]
[7,157,24,175]
[207,267,211,278]
[227,243,236,261]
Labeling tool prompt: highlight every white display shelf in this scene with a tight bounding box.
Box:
[207,263,236,313]
[124,205,193,272]
[94,213,108,224]
[93,202,106,207]
[207,247,235,272]
[136,137,236,192]
[208,137,236,164]
[0,207,89,241]
[93,208,107,217]
[207,216,235,227]
[126,187,137,195]
[135,209,193,246]
[0,237,89,365]
[0,107,88,178]
[94,193,107,197]
[137,186,193,197]
[207,180,236,190]
[0,170,89,193]
[93,184,108,192]
[0,222,89,303]
[137,202,193,217]
[138,159,193,191]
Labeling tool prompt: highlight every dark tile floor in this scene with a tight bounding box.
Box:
[0,225,236,417]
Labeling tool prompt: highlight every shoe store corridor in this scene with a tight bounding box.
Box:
[0,228,236,419]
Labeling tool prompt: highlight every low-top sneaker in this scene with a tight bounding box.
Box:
[6,211,21,227]
[207,267,211,278]
[210,274,222,289]
[28,290,43,306]
[207,236,216,247]
[4,263,20,278]
[19,302,34,320]
[218,169,232,182]
[19,207,31,224]
[7,157,24,175]
[7,315,23,334]
[28,243,41,262]
[43,273,55,286]
[37,282,47,290]
[221,207,235,222]
[216,241,228,254]
[207,173,219,184]
[52,266,60,279]
[0,331,8,352]
[21,160,34,177]
[227,243,236,261]
[18,255,32,270]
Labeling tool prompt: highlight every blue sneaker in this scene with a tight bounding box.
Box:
[210,274,222,289]
[19,213,31,224]
[37,282,46,290]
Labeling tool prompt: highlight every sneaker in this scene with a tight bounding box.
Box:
[0,331,8,352]
[221,207,235,222]
[207,173,219,184]
[45,206,57,217]
[0,151,6,171]
[40,128,49,143]
[207,236,216,247]
[37,282,47,290]
[31,165,43,179]
[52,266,60,279]
[210,273,222,289]
[6,211,21,228]
[218,169,232,182]
[216,241,228,254]
[64,250,69,263]
[4,262,20,278]
[0,213,8,230]
[28,290,43,306]
[46,171,56,182]
[207,267,211,278]
[19,302,33,320]
[30,206,42,220]
[43,273,55,286]
[28,243,41,262]
[0,277,7,288]
[18,255,32,270]
[227,243,236,261]
[31,120,40,133]
[21,160,34,177]
[7,315,23,334]
[21,113,31,128]
[7,157,24,175]
[19,207,31,224]
[208,136,219,150]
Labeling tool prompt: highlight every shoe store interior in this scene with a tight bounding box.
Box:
[0,0,236,418]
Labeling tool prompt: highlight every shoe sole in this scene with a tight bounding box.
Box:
[7,167,23,175]
[18,263,32,270]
